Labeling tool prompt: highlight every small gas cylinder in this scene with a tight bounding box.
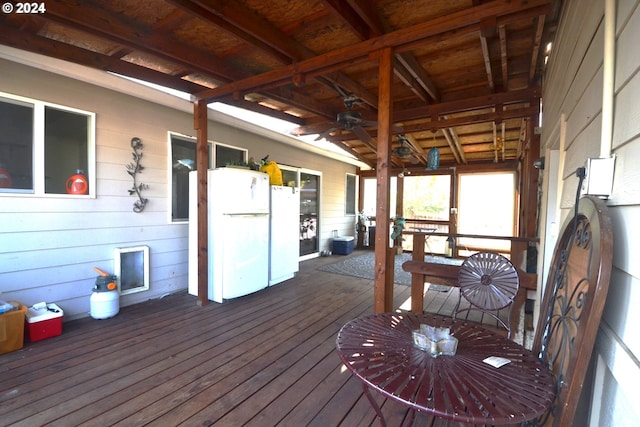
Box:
[66,170,88,194]
[90,270,119,319]
[90,291,119,319]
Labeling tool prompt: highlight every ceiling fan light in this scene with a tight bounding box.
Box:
[427,147,440,170]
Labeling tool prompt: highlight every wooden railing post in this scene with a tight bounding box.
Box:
[411,233,426,313]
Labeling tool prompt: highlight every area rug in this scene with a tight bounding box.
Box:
[319,252,459,291]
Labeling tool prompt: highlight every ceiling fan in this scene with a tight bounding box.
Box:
[392,134,440,169]
[291,93,378,147]
[392,135,423,164]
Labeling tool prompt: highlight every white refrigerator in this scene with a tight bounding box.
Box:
[189,168,270,303]
[269,185,300,285]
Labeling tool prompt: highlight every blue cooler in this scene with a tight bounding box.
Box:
[333,236,355,255]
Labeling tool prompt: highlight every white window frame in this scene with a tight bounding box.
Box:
[0,91,96,198]
[345,173,357,216]
[213,141,248,167]
[168,133,250,223]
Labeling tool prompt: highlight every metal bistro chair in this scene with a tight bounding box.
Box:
[453,251,520,338]
[530,195,613,427]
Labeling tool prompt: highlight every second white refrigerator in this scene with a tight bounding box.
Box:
[269,185,300,286]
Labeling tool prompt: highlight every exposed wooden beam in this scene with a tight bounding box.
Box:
[216,97,307,125]
[321,0,374,39]
[194,0,553,102]
[394,88,540,122]
[499,24,509,89]
[480,17,497,91]
[344,0,387,36]
[0,23,205,94]
[167,0,295,63]
[21,0,356,122]
[529,15,546,82]
[399,106,539,135]
[38,0,238,83]
[173,0,379,112]
[326,0,441,103]
[393,58,430,103]
[395,53,440,101]
[442,127,466,164]
[316,73,378,109]
[258,87,337,119]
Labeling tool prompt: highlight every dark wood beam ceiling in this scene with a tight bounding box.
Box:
[0,0,559,168]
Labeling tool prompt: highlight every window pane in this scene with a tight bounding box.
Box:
[402,175,450,220]
[45,107,89,194]
[281,167,298,187]
[458,172,515,251]
[171,136,196,221]
[215,143,246,167]
[0,98,33,191]
[362,176,397,220]
[345,174,356,215]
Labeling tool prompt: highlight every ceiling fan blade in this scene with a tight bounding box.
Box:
[316,126,339,141]
[352,125,376,150]
[359,120,378,128]
[291,122,335,136]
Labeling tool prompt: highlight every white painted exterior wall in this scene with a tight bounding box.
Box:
[0,49,362,320]
[540,1,640,425]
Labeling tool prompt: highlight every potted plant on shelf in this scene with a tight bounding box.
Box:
[224,161,250,169]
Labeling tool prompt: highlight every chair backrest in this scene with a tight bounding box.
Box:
[454,251,519,337]
[532,196,613,426]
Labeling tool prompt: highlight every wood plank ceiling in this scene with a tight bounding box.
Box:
[0,0,560,169]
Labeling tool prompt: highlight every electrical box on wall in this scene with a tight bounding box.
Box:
[582,156,615,198]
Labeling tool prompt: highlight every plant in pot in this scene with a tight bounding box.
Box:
[391,216,406,254]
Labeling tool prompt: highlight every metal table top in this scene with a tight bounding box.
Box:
[336,312,555,425]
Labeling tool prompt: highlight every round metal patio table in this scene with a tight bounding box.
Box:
[336,312,555,426]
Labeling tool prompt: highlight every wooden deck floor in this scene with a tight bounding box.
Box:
[0,250,515,426]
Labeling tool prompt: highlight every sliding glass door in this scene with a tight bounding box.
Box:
[299,171,320,258]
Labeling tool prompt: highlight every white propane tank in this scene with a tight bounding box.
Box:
[90,269,120,319]
[90,290,119,319]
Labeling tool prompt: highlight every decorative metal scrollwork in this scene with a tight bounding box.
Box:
[534,215,593,426]
[126,137,149,213]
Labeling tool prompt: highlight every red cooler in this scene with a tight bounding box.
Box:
[25,303,64,342]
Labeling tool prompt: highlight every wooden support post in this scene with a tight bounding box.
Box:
[356,171,366,248]
[524,110,540,238]
[194,99,209,306]
[410,233,426,313]
[374,47,394,313]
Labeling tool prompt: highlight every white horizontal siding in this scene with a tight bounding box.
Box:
[542,0,603,125]
[0,55,359,319]
[542,1,640,425]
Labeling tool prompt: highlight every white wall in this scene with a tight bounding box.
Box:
[0,53,361,320]
[540,0,640,424]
